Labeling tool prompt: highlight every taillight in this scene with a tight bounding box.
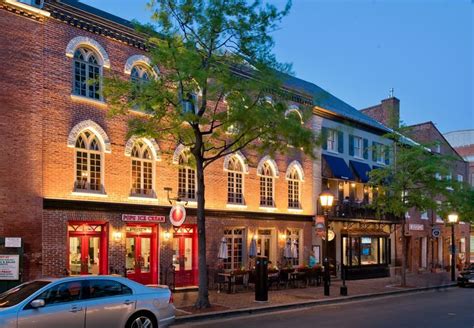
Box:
[169,292,174,304]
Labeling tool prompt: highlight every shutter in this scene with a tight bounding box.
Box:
[372,142,377,162]
[337,131,344,153]
[363,138,369,159]
[349,135,354,156]
[321,127,328,150]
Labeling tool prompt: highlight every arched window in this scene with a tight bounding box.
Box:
[73,48,102,100]
[227,156,244,204]
[259,162,275,207]
[287,167,302,209]
[130,141,154,196]
[75,130,102,192]
[178,151,196,200]
[130,65,150,84]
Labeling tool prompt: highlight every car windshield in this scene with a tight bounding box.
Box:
[0,281,51,308]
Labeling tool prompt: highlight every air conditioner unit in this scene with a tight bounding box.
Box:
[18,0,45,8]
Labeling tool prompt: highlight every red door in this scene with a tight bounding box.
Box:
[125,225,158,285]
[173,225,198,287]
[68,223,107,275]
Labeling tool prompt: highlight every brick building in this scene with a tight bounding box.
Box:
[361,98,471,272]
[1,0,317,287]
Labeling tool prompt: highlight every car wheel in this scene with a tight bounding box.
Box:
[458,282,465,288]
[127,313,157,328]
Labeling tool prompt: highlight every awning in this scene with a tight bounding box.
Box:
[322,154,354,180]
[350,160,371,183]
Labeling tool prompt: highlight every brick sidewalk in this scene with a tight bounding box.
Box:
[173,272,453,316]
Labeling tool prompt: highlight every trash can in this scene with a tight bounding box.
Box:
[255,256,268,302]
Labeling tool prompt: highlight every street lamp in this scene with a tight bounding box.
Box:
[447,213,459,282]
[319,189,334,296]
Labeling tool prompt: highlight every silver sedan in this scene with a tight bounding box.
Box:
[0,275,175,328]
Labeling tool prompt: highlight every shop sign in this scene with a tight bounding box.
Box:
[5,237,21,248]
[0,255,20,280]
[432,228,441,238]
[170,205,186,227]
[315,216,325,237]
[409,224,424,231]
[122,214,166,223]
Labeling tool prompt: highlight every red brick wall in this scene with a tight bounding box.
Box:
[360,97,400,129]
[0,9,45,279]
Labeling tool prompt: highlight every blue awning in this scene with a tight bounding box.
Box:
[349,160,371,183]
[322,154,354,180]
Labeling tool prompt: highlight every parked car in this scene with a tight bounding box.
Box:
[0,275,175,328]
[457,264,474,287]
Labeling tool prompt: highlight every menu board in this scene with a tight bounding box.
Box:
[0,255,20,280]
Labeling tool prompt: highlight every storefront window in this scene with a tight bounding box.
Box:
[360,237,378,265]
[350,238,360,266]
[344,236,388,267]
[224,228,244,270]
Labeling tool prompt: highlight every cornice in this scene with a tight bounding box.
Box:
[1,0,49,22]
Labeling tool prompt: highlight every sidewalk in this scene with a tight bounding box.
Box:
[173,272,454,318]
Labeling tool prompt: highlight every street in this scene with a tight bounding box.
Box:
[174,288,474,328]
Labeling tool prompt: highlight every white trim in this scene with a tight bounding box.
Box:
[223,151,249,173]
[71,191,108,198]
[70,94,107,108]
[226,204,248,209]
[259,206,277,212]
[257,155,279,178]
[127,196,159,202]
[65,36,110,68]
[124,136,161,161]
[5,0,50,17]
[285,105,303,124]
[288,208,304,214]
[172,144,189,164]
[285,160,305,181]
[124,55,159,77]
[67,120,112,153]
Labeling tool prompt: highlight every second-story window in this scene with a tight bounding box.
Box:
[287,167,302,209]
[353,136,362,158]
[327,129,338,152]
[73,48,101,100]
[373,142,386,164]
[75,131,102,192]
[130,141,153,196]
[178,151,196,200]
[227,156,244,204]
[259,162,275,207]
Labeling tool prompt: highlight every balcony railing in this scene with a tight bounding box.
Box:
[318,202,398,222]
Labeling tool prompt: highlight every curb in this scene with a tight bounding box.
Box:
[174,283,456,325]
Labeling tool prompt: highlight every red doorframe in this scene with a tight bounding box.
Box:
[67,221,108,275]
[173,224,198,287]
[126,224,158,285]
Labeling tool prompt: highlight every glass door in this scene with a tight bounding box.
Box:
[125,225,156,285]
[68,234,102,275]
[173,225,197,287]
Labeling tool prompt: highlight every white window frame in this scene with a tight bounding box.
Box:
[227,156,244,205]
[130,141,155,197]
[72,47,103,100]
[376,143,385,164]
[74,131,104,193]
[223,228,246,270]
[259,162,275,207]
[177,151,196,200]
[353,136,363,158]
[286,228,302,266]
[327,129,338,153]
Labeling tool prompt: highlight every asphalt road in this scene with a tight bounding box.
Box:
[174,288,474,328]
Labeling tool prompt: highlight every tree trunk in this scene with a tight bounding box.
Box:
[400,217,407,287]
[194,154,210,309]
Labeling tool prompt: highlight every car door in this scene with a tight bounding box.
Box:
[17,280,85,328]
[83,279,136,328]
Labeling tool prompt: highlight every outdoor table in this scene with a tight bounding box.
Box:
[290,271,307,287]
[218,271,248,294]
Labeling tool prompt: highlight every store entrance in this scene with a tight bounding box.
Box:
[126,225,158,285]
[68,222,107,275]
[173,225,198,287]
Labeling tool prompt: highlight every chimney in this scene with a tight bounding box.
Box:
[360,97,400,129]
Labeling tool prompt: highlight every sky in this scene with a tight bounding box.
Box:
[81,0,474,133]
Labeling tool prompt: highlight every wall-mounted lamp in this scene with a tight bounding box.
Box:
[279,232,287,241]
[338,182,343,190]
[363,186,369,194]
[113,231,122,241]
[163,230,171,241]
[164,187,188,206]
[350,183,356,188]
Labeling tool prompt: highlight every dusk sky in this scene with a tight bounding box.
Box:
[82,0,473,133]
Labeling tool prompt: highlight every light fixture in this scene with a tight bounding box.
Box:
[280,232,287,241]
[350,182,356,188]
[163,230,171,241]
[447,213,458,224]
[338,182,343,190]
[363,185,369,194]
[113,231,122,241]
[319,190,334,208]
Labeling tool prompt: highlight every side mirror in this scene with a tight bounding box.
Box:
[30,299,45,309]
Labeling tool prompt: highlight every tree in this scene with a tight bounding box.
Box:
[104,0,318,308]
[368,130,451,287]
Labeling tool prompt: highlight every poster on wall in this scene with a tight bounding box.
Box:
[0,255,20,280]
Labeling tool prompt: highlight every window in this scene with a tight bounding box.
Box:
[259,162,275,207]
[181,92,199,114]
[223,228,244,270]
[457,174,463,183]
[286,229,301,266]
[327,129,338,152]
[36,281,83,306]
[421,211,429,220]
[130,65,150,83]
[73,48,101,100]
[353,136,362,158]
[374,143,385,164]
[130,141,154,196]
[86,279,132,299]
[227,156,244,204]
[178,151,196,200]
[435,143,441,153]
[343,236,388,267]
[0,281,50,308]
[75,130,102,192]
[287,167,301,209]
